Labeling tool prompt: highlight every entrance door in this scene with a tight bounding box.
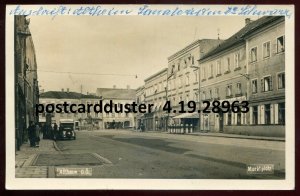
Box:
[219,112,224,132]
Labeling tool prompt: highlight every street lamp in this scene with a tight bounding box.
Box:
[190,64,201,132]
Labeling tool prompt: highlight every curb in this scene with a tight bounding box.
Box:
[187,133,285,142]
[53,141,62,152]
[133,130,284,142]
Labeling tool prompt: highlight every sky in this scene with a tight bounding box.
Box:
[28,15,258,94]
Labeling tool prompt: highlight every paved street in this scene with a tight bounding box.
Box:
[48,130,285,179]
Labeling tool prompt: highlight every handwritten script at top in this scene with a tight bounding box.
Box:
[9,5,292,19]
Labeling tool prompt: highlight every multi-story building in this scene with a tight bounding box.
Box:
[15,16,39,150]
[198,16,285,137]
[143,68,167,131]
[245,16,285,137]
[96,86,136,129]
[167,39,223,130]
[39,89,102,128]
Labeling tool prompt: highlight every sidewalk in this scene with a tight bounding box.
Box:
[132,129,285,142]
[15,139,59,178]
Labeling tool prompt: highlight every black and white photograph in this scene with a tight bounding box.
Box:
[5,4,295,190]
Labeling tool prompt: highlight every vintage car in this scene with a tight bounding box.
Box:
[57,119,76,140]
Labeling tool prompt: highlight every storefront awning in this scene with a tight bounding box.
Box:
[173,112,199,119]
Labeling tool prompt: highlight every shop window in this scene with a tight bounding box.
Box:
[265,104,271,125]
[237,112,241,125]
[227,110,232,125]
[252,106,258,125]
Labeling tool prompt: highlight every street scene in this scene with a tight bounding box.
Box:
[13,13,286,179]
[16,129,284,179]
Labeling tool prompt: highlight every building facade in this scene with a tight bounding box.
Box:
[198,16,285,137]
[96,87,136,129]
[167,39,223,130]
[39,90,102,129]
[245,16,285,137]
[135,85,145,129]
[143,68,167,131]
[15,16,39,150]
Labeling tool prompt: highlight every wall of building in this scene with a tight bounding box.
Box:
[247,18,285,128]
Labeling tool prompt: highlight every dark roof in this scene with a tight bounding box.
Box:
[96,88,136,100]
[200,16,284,62]
[39,91,101,99]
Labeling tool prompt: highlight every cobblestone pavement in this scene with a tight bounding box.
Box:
[15,139,59,178]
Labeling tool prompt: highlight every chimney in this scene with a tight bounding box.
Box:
[245,18,252,26]
[67,88,69,93]
[126,85,130,89]
[61,88,64,92]
[113,85,116,89]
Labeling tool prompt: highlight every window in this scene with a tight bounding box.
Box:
[171,65,175,74]
[226,85,232,97]
[178,63,180,71]
[278,102,285,125]
[234,52,240,68]
[265,104,271,125]
[184,59,188,68]
[186,74,190,85]
[194,71,198,82]
[226,57,231,72]
[216,60,221,75]
[209,64,214,78]
[186,94,189,102]
[191,56,194,65]
[214,88,219,99]
[194,92,199,101]
[277,36,285,53]
[202,66,206,79]
[250,47,257,62]
[252,106,258,125]
[180,76,183,87]
[208,89,212,100]
[278,72,285,89]
[236,83,242,95]
[263,41,270,58]
[252,79,258,94]
[261,76,273,92]
[202,91,206,100]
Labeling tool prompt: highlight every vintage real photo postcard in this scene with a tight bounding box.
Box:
[5,4,295,190]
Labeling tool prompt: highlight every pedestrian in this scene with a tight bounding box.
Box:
[35,123,41,147]
[42,124,46,139]
[53,123,58,141]
[27,121,36,147]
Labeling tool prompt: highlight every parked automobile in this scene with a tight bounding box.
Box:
[57,119,76,140]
